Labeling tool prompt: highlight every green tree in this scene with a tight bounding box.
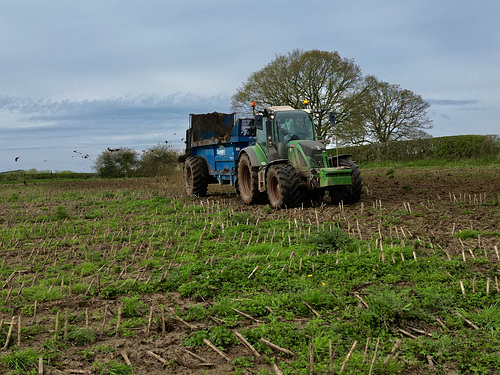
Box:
[339,76,433,145]
[232,49,366,139]
[93,148,139,178]
[137,144,180,177]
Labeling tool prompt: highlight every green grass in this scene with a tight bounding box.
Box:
[359,156,500,169]
[93,360,134,375]
[0,178,499,374]
[0,348,42,374]
[454,229,480,240]
[65,328,97,345]
[0,170,97,184]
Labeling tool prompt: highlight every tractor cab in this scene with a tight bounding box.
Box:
[254,106,318,161]
[254,106,328,170]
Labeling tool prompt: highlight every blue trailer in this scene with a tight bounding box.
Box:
[181,112,256,196]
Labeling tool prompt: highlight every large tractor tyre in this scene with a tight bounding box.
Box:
[328,158,363,204]
[266,163,301,209]
[236,153,265,204]
[184,156,209,197]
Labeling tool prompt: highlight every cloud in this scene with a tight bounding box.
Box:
[1,0,499,172]
[426,99,479,106]
[0,93,232,172]
[1,93,229,120]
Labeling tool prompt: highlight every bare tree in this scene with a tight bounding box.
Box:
[340,76,433,144]
[232,49,366,139]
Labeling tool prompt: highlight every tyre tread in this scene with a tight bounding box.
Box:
[184,156,209,197]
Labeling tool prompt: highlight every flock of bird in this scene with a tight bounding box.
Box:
[12,133,185,165]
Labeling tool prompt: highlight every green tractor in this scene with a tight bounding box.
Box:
[236,106,362,209]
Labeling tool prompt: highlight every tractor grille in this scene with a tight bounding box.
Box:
[298,141,326,167]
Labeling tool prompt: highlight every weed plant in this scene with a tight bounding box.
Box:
[0,348,42,374]
[120,296,147,318]
[93,360,133,375]
[65,328,97,345]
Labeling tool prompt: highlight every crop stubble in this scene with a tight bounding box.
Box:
[0,166,499,374]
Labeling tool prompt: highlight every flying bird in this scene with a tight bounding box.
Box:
[107,147,121,152]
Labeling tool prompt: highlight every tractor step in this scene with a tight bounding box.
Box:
[258,169,266,192]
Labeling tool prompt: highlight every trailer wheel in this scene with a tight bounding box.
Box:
[184,156,208,197]
[266,163,300,209]
[237,153,264,204]
[328,158,362,204]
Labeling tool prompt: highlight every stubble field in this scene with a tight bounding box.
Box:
[0,166,499,374]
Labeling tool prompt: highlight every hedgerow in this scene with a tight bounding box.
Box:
[335,134,500,163]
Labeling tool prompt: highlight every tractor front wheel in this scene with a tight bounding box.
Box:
[184,156,208,197]
[266,163,300,209]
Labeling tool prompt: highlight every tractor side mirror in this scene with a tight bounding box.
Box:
[328,111,336,126]
[254,115,263,130]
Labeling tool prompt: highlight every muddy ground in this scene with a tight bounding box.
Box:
[196,165,499,253]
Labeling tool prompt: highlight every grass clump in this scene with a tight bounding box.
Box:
[120,296,147,318]
[453,229,479,240]
[458,302,500,333]
[65,328,96,345]
[362,288,425,330]
[93,360,134,375]
[184,326,238,350]
[307,227,353,252]
[52,205,71,220]
[0,348,42,373]
[231,211,255,225]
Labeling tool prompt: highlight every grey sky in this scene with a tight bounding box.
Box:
[1,0,499,172]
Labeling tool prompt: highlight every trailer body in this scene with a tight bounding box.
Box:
[185,112,254,186]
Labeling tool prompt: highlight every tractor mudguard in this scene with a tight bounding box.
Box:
[239,145,268,168]
[266,159,290,168]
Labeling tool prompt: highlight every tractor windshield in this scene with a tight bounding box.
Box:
[275,110,315,143]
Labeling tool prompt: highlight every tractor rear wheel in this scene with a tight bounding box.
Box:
[184,156,208,197]
[266,163,300,209]
[237,153,264,204]
[328,158,362,204]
